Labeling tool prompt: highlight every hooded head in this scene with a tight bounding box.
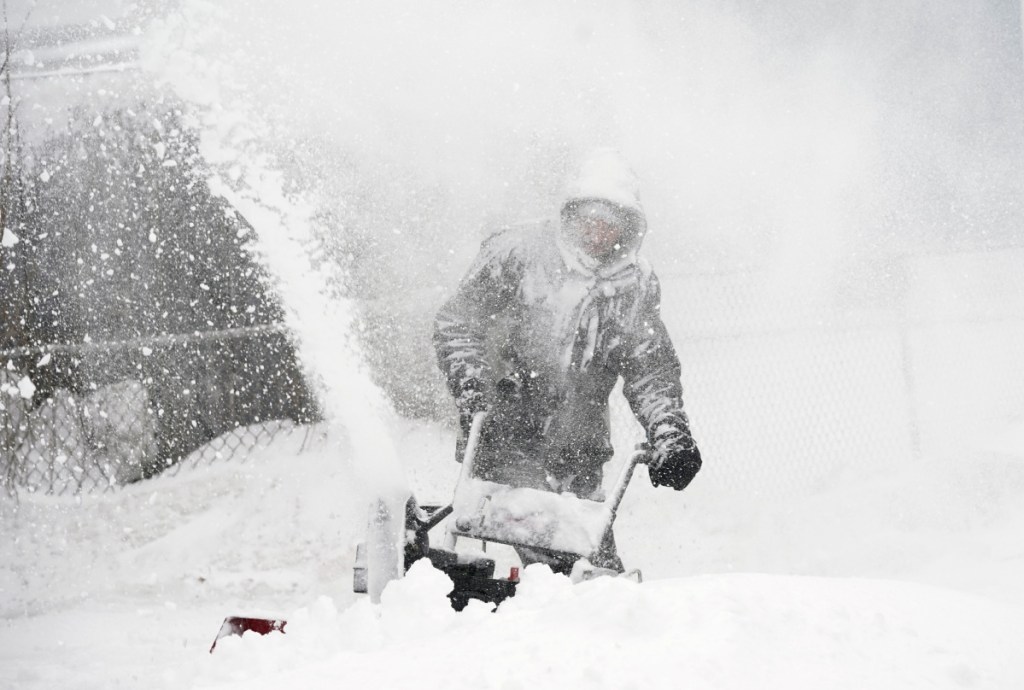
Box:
[558,148,648,274]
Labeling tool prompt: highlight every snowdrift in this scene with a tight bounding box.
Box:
[204,565,1024,690]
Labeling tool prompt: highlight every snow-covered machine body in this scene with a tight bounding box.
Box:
[354,412,648,609]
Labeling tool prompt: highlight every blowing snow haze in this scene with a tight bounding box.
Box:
[146,0,1024,266]
[3,2,1024,687]
[8,1,1024,263]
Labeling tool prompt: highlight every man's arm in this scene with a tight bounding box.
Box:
[433,230,518,400]
[619,273,701,490]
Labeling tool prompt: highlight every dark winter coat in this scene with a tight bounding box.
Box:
[434,152,696,498]
[434,225,696,495]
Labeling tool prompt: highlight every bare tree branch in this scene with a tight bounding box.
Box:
[1,0,10,248]
[0,0,36,247]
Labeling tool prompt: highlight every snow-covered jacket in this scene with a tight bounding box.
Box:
[434,150,696,493]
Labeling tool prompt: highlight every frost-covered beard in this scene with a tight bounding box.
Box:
[557,199,647,278]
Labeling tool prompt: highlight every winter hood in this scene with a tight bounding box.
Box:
[558,148,649,276]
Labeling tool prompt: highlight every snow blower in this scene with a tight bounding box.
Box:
[211,411,649,650]
[356,411,649,607]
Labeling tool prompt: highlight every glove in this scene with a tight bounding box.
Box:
[454,379,489,437]
[649,445,702,491]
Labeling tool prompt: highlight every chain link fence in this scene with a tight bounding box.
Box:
[608,246,1024,494]
[1,324,318,496]
[4,247,1023,499]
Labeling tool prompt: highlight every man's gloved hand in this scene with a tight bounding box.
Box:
[452,380,489,463]
[649,445,702,491]
[455,379,489,436]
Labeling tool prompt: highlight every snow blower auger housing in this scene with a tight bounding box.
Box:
[353,411,650,611]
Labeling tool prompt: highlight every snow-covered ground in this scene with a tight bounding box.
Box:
[2,417,1023,689]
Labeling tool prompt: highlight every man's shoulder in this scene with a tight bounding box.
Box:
[479,218,554,259]
[626,257,662,304]
[635,256,655,282]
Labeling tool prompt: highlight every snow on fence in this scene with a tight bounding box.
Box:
[0,324,318,496]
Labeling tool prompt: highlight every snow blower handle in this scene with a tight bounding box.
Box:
[460,410,488,477]
[601,444,655,529]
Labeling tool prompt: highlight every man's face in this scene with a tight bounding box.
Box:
[577,217,625,260]
[565,200,632,262]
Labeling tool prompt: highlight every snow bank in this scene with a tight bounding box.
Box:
[198,564,1024,690]
[0,424,363,619]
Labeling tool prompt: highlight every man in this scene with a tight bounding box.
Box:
[433,148,701,573]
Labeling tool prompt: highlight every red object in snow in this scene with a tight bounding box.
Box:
[509,567,520,582]
[210,616,287,652]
